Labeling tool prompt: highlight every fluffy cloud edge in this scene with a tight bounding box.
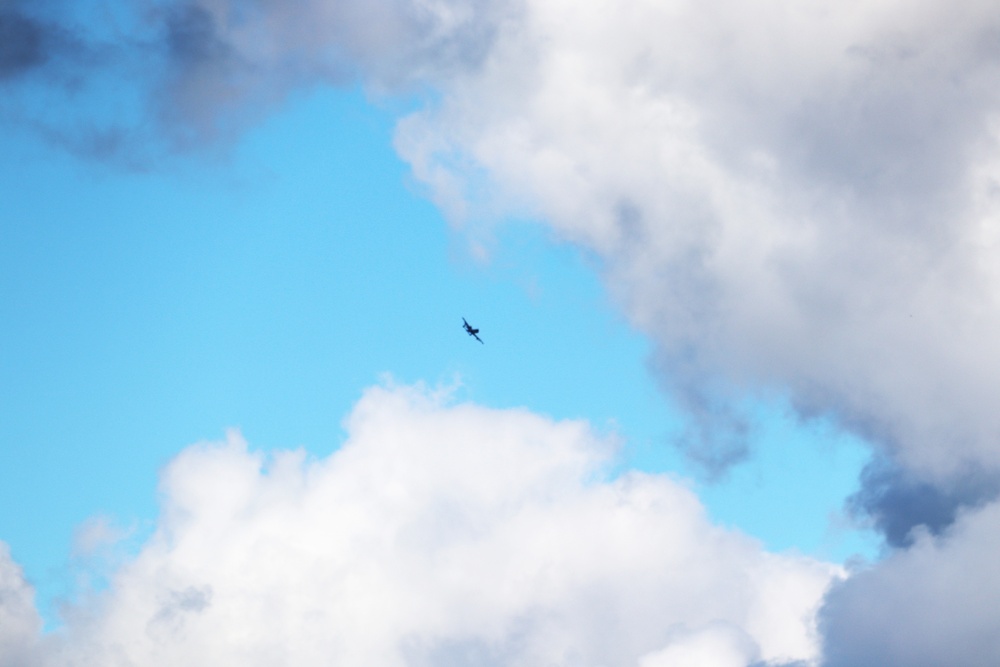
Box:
[2,382,836,667]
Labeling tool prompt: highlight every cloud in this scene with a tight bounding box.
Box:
[847,457,1000,548]
[386,5,1000,660]
[637,624,759,667]
[0,2,95,86]
[9,1,1000,662]
[8,0,1000,486]
[0,7,48,80]
[3,0,982,540]
[5,383,833,666]
[1,0,521,158]
[820,498,1000,666]
[0,2,153,164]
[147,0,522,148]
[0,543,42,667]
[393,0,1000,491]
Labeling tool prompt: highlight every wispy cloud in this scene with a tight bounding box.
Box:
[0,0,519,159]
[0,8,49,80]
[0,3,89,82]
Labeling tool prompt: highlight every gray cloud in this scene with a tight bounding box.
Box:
[147,586,213,641]
[0,543,42,667]
[848,458,1000,548]
[8,2,1000,662]
[1,0,522,158]
[164,4,227,67]
[9,0,1000,491]
[388,9,1000,663]
[394,0,1000,494]
[0,3,90,82]
[820,499,1000,667]
[0,9,47,79]
[0,3,158,165]
[670,387,753,480]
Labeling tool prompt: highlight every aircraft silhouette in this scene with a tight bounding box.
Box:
[463,317,484,344]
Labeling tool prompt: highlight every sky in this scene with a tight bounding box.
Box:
[2,1,1000,666]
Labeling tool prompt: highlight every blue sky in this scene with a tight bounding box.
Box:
[3,2,1000,665]
[2,83,872,625]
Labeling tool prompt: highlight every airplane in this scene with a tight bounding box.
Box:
[462,317,484,344]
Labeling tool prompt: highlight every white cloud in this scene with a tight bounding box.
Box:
[72,516,128,557]
[0,543,42,667]
[638,624,758,667]
[389,5,1000,660]
[15,383,832,666]
[394,0,1000,486]
[11,2,1000,663]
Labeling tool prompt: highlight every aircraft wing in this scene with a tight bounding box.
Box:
[462,317,483,343]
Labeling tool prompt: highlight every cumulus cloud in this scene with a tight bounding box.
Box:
[847,457,1000,548]
[8,0,1000,489]
[820,498,1000,666]
[396,0,1000,491]
[3,0,988,539]
[0,543,42,667]
[8,384,832,666]
[388,5,1000,660]
[10,1,1000,662]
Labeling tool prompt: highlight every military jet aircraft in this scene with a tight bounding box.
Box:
[463,317,484,344]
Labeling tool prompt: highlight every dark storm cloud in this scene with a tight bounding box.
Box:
[0,4,88,82]
[820,500,1000,667]
[0,9,47,79]
[1,0,520,159]
[164,4,228,67]
[848,458,1000,548]
[0,1,270,160]
[151,3,257,149]
[0,2,154,165]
